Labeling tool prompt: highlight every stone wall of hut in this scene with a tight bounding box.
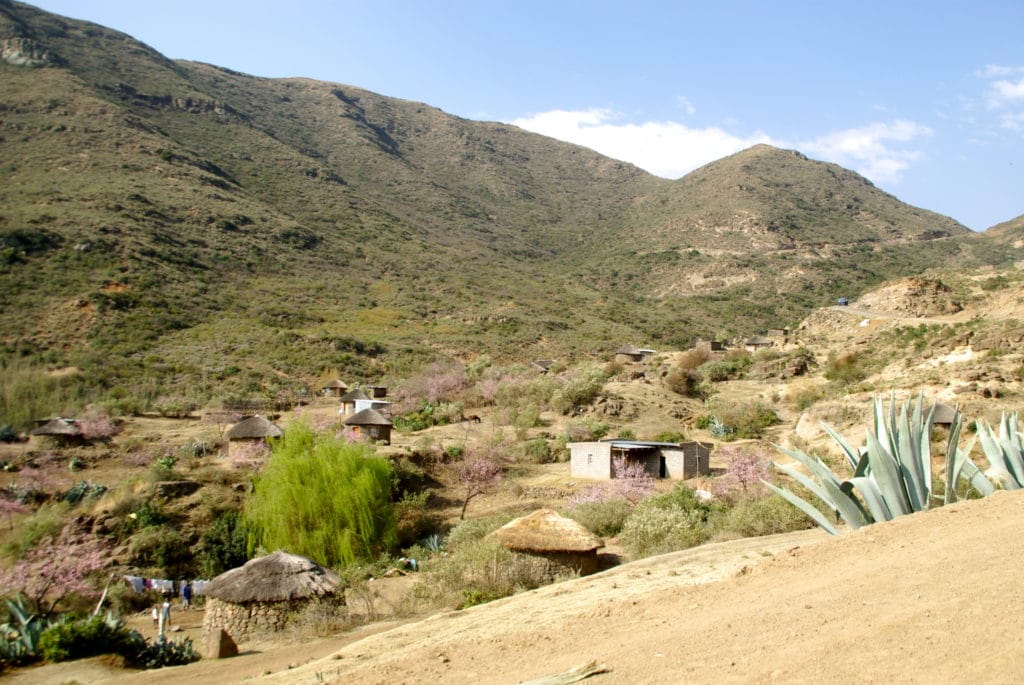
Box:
[202,596,341,644]
[514,550,600,579]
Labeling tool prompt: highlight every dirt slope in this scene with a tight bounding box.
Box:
[237,491,1020,684]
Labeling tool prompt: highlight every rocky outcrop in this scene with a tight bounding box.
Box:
[0,37,55,66]
[855,277,962,317]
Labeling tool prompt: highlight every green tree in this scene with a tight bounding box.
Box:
[243,424,397,567]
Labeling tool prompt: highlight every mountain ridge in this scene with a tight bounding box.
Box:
[0,0,1019,412]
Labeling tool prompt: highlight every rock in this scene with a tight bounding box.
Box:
[205,628,238,659]
[154,480,201,499]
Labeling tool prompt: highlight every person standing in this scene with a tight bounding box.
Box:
[181,581,192,610]
[159,600,171,636]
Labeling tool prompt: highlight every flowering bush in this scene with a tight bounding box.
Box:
[0,526,108,615]
[711,446,772,501]
[569,455,655,506]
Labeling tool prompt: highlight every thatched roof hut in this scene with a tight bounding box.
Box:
[343,408,393,445]
[225,415,283,440]
[491,509,604,577]
[224,415,283,459]
[202,551,344,644]
[205,550,340,603]
[30,417,84,446]
[322,379,348,397]
[926,403,959,427]
[339,388,370,416]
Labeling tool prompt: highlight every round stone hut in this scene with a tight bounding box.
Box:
[224,415,283,459]
[491,509,605,578]
[202,550,343,644]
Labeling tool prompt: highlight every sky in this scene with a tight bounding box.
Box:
[27,1,1024,231]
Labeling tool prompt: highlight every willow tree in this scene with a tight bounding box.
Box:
[243,423,397,567]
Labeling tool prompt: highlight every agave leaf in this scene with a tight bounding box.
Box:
[865,433,912,515]
[820,422,861,472]
[997,413,1024,486]
[895,409,927,511]
[976,422,1021,490]
[817,473,870,529]
[774,462,836,509]
[763,482,839,536]
[846,476,894,522]
[959,459,996,497]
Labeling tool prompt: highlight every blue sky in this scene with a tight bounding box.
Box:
[29,1,1024,230]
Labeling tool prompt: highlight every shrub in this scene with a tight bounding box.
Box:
[699,355,752,382]
[705,397,779,440]
[39,614,135,662]
[823,351,871,386]
[521,438,552,464]
[564,417,609,442]
[195,510,248,578]
[129,526,193,577]
[551,368,607,415]
[711,446,772,501]
[244,423,397,567]
[709,494,813,540]
[565,499,632,537]
[619,485,720,558]
[414,538,551,609]
[664,367,706,398]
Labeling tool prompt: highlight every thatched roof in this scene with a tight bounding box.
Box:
[927,403,959,425]
[344,408,392,426]
[322,379,348,390]
[745,336,773,345]
[30,417,82,436]
[339,388,370,402]
[225,415,283,440]
[204,550,341,604]
[615,344,641,355]
[491,509,604,553]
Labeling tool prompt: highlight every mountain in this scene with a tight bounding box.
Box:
[0,0,1018,413]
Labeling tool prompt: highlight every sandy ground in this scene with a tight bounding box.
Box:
[265,490,1024,685]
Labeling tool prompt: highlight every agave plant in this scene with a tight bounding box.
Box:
[766,395,992,535]
[975,412,1024,489]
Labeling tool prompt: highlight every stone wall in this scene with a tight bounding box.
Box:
[202,596,335,644]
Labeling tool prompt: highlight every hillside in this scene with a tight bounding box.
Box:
[1,0,1021,418]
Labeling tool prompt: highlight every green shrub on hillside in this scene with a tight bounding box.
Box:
[619,485,721,558]
[705,397,779,440]
[244,423,397,567]
[565,499,633,537]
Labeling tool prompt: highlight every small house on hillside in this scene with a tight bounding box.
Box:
[614,345,655,364]
[321,379,348,398]
[224,415,283,458]
[202,551,343,645]
[490,509,605,577]
[365,385,388,399]
[926,403,959,428]
[744,335,774,352]
[569,439,711,480]
[695,340,725,353]
[343,408,393,445]
[338,388,370,416]
[30,417,84,446]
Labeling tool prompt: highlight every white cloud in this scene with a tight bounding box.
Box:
[988,78,1024,107]
[676,96,696,116]
[797,120,933,183]
[509,108,772,179]
[976,64,1024,78]
[508,108,930,184]
[1000,112,1024,131]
